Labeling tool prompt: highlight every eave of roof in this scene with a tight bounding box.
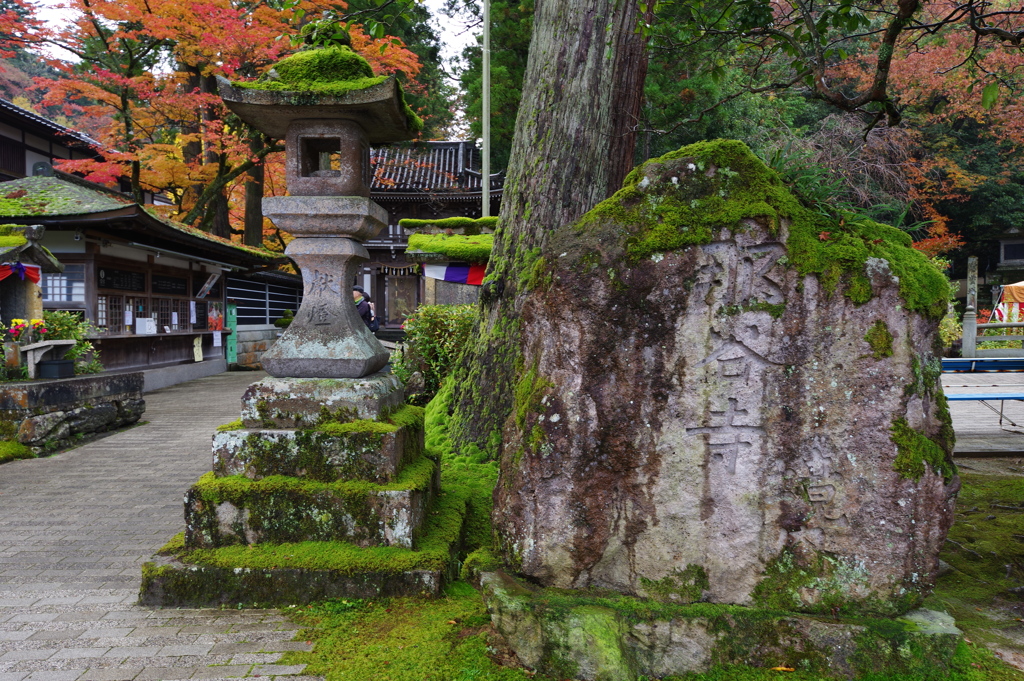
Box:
[0,177,281,267]
[0,99,102,151]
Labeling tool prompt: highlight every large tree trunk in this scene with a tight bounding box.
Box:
[243,133,266,247]
[446,0,648,457]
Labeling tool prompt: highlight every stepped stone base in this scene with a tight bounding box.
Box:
[482,571,962,681]
[213,422,423,483]
[241,374,404,428]
[140,556,444,608]
[185,459,439,549]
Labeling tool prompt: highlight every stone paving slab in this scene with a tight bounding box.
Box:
[0,371,322,680]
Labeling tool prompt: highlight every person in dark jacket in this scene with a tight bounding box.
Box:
[352,285,374,329]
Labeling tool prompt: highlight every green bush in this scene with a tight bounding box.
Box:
[392,304,476,405]
[42,310,103,374]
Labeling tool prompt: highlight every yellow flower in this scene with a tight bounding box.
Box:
[10,319,25,325]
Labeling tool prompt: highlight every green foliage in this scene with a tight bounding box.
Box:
[0,439,34,465]
[406,233,493,262]
[890,418,956,482]
[865,320,894,359]
[457,0,533,171]
[215,419,244,432]
[317,419,398,435]
[392,304,477,405]
[41,310,103,374]
[274,309,294,329]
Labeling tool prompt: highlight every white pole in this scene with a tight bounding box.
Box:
[481,0,491,217]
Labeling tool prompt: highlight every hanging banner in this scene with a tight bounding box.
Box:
[0,263,41,284]
[422,263,486,286]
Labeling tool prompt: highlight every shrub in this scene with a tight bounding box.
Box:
[392,304,476,405]
[42,310,103,374]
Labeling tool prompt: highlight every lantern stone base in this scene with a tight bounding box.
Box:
[481,571,963,681]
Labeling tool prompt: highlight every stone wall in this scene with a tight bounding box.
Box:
[234,325,279,370]
[0,372,145,452]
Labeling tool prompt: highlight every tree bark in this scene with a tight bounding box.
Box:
[243,133,266,247]
[446,0,648,456]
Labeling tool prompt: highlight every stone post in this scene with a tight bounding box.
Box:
[963,256,977,358]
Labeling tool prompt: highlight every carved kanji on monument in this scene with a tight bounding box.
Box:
[492,144,959,617]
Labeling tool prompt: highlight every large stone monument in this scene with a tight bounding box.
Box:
[481,140,962,679]
[140,46,450,607]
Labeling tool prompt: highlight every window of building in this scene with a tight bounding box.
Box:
[42,264,86,303]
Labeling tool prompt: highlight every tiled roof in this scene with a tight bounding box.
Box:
[0,98,102,150]
[0,176,130,216]
[369,141,504,194]
[0,175,278,263]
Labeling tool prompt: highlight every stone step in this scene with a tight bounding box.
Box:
[240,375,404,428]
[212,420,422,484]
[184,456,439,549]
[141,484,470,608]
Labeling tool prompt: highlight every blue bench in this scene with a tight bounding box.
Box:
[943,358,1024,372]
[945,393,1024,427]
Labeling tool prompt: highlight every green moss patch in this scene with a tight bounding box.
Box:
[866,320,895,359]
[563,140,950,319]
[0,234,27,249]
[398,216,499,234]
[215,419,244,432]
[272,45,374,83]
[407,233,493,263]
[278,582,538,680]
[0,439,34,465]
[891,418,956,482]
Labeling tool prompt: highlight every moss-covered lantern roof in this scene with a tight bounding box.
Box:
[218,46,422,141]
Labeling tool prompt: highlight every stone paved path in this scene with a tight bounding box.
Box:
[0,371,322,681]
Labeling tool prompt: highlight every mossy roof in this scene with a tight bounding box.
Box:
[0,176,131,216]
[0,176,280,264]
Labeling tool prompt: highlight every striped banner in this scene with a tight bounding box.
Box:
[423,262,486,286]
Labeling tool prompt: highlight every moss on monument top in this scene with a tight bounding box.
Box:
[238,46,382,94]
[564,139,950,319]
[407,233,493,263]
[233,46,424,133]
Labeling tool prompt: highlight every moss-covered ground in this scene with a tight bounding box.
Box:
[0,439,34,465]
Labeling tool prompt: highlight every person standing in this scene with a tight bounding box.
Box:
[352,285,378,332]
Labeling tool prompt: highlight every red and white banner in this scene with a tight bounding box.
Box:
[0,263,40,284]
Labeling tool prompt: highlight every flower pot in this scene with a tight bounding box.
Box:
[38,359,74,379]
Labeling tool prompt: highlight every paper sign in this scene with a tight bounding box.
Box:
[213,331,222,347]
[193,336,203,362]
[190,301,197,324]
[172,312,178,325]
[125,308,133,326]
[196,273,220,299]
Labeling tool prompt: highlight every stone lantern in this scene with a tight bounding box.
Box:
[218,62,418,378]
